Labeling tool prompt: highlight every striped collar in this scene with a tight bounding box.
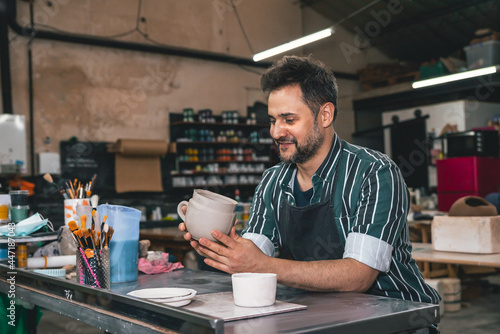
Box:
[314,133,342,181]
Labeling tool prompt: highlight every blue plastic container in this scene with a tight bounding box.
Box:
[97,204,141,283]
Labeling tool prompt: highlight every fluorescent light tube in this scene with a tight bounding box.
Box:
[253,27,334,62]
[412,65,499,89]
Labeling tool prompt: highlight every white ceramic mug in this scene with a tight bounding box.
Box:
[232,273,277,307]
[177,199,236,242]
[186,198,235,216]
[192,189,238,211]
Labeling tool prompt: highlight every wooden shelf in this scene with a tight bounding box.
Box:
[178,160,271,164]
[168,113,276,197]
[175,140,272,145]
[172,171,264,176]
[171,183,260,189]
[171,121,269,128]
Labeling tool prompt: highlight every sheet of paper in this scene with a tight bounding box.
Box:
[183,292,307,322]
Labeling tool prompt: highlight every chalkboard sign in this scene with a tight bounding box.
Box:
[60,141,115,192]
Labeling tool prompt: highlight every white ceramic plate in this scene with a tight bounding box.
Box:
[160,298,194,307]
[127,288,197,307]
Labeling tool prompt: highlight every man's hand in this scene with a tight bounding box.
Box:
[196,227,270,274]
[177,206,270,274]
[177,206,239,260]
[178,221,208,257]
[177,205,212,258]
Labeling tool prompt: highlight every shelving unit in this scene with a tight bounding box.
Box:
[171,121,270,128]
[168,112,277,199]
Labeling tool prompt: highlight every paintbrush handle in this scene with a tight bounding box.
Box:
[71,231,85,248]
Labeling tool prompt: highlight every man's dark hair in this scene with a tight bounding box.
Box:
[260,55,338,122]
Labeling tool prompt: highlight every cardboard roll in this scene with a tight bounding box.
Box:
[110,139,168,157]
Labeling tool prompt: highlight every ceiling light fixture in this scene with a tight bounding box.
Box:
[253,27,335,62]
[412,65,499,89]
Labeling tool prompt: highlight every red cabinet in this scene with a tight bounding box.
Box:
[437,157,500,212]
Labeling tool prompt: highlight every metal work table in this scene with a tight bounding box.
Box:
[0,265,439,333]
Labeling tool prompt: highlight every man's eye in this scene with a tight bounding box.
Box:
[285,119,295,124]
[269,119,276,124]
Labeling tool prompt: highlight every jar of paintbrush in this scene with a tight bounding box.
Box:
[69,214,112,289]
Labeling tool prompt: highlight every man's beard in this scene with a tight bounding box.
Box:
[276,122,324,164]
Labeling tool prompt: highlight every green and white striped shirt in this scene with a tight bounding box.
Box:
[243,134,440,304]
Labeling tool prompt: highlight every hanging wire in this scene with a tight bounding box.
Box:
[12,0,144,42]
[333,0,381,27]
[18,0,169,48]
[9,0,257,56]
[90,0,143,39]
[229,0,255,54]
[9,0,259,75]
[135,0,143,28]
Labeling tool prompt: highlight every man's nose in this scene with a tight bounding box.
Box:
[271,122,286,139]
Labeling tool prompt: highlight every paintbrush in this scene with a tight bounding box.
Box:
[68,221,86,248]
[106,226,114,248]
[67,220,82,247]
[42,173,55,186]
[82,228,95,252]
[84,248,95,259]
[98,215,108,250]
[80,215,87,230]
[96,231,101,249]
[90,194,99,232]
[94,212,102,248]
[83,227,102,266]
[94,211,101,234]
[82,228,91,246]
[77,229,87,248]
[102,224,109,249]
[68,180,75,199]
[43,173,68,199]
[89,174,97,194]
[67,220,79,234]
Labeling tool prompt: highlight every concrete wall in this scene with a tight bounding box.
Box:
[4,0,392,174]
[5,0,301,173]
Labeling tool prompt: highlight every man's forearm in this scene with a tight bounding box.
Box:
[265,257,379,292]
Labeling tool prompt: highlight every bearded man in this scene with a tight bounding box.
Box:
[179,56,440,309]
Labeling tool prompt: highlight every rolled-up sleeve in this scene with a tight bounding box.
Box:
[343,233,393,272]
[342,162,409,272]
[241,233,275,257]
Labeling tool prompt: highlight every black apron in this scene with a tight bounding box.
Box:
[277,150,344,262]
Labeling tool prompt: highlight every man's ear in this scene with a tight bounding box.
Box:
[320,102,335,128]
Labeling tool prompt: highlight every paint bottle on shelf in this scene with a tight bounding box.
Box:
[17,244,28,268]
[234,189,244,230]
